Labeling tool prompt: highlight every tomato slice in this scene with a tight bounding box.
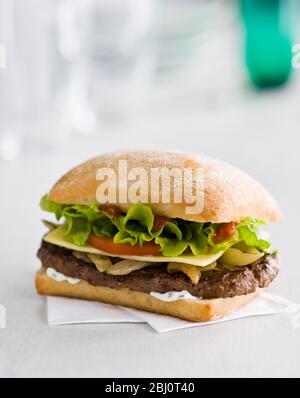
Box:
[101,204,123,219]
[88,234,162,256]
[213,222,236,244]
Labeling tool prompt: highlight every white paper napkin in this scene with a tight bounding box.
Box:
[122,292,300,332]
[47,292,300,332]
[47,296,140,325]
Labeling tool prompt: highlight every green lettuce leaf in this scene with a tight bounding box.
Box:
[93,214,118,238]
[40,195,116,246]
[160,222,184,240]
[189,223,210,255]
[113,231,138,246]
[123,203,154,233]
[40,195,273,255]
[237,217,271,252]
[64,216,91,246]
[154,237,189,257]
[40,194,66,220]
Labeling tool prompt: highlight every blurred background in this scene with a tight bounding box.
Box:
[1,0,300,300]
[1,0,299,157]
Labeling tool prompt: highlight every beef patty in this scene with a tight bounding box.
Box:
[37,241,279,299]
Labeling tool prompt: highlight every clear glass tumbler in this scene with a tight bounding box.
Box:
[0,0,69,160]
[58,0,156,134]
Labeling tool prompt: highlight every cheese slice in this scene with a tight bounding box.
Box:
[44,226,224,267]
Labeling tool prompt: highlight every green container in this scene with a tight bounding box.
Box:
[241,0,293,88]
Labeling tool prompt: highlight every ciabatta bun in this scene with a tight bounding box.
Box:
[48,150,282,223]
[36,267,259,323]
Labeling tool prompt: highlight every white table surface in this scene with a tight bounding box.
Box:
[1,75,300,378]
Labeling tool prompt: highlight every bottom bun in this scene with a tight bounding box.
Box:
[35,267,258,322]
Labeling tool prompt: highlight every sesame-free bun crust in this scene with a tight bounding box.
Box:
[48,150,282,223]
[36,267,258,323]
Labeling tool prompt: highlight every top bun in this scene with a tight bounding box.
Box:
[48,150,282,223]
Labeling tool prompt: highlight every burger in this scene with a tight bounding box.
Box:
[36,150,281,322]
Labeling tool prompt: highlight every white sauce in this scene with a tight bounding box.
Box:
[46,267,80,285]
[150,290,200,302]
